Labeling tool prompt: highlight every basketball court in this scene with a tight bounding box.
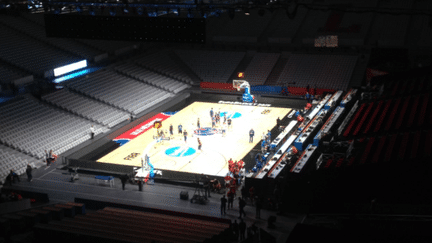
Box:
[98,101,291,177]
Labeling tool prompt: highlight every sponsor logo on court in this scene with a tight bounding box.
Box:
[220,111,242,119]
[218,101,271,107]
[165,146,196,157]
[194,127,220,136]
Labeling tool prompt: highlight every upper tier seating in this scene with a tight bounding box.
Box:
[214,9,273,41]
[0,25,81,75]
[64,69,172,115]
[0,96,107,159]
[114,62,190,94]
[42,89,130,128]
[267,8,308,43]
[244,53,280,86]
[276,54,358,90]
[0,64,27,83]
[135,52,193,84]
[175,50,245,83]
[375,0,414,47]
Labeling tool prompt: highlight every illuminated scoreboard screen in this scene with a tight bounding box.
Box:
[314,35,338,48]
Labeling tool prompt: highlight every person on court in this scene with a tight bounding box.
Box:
[197,137,202,150]
[184,130,188,142]
[228,118,232,130]
[197,118,200,129]
[210,108,214,119]
[169,124,173,137]
[178,124,182,134]
[249,128,255,143]
[212,116,216,128]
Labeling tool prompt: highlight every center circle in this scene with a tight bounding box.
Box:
[194,127,219,136]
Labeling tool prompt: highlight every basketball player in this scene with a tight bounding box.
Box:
[178,124,183,135]
[210,108,214,119]
[169,124,173,137]
[227,118,232,130]
[197,138,202,151]
[197,118,200,129]
[212,116,216,128]
[223,113,227,124]
[183,130,188,142]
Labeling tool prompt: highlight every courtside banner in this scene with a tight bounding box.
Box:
[114,113,171,145]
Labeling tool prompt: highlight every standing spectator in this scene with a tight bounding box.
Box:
[197,138,202,151]
[239,219,247,241]
[305,92,312,103]
[183,130,188,142]
[120,174,129,190]
[261,140,267,154]
[249,128,254,143]
[239,197,247,219]
[204,176,211,198]
[178,124,183,134]
[221,194,227,215]
[90,125,95,139]
[26,164,32,182]
[169,124,173,137]
[232,220,239,240]
[138,179,143,191]
[45,150,50,166]
[276,117,281,127]
[8,170,20,185]
[197,118,200,129]
[256,197,263,219]
[227,190,234,209]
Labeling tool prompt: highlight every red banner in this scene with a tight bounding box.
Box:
[114,113,171,145]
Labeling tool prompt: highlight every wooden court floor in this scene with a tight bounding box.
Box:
[98,101,291,177]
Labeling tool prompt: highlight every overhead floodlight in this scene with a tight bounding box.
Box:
[54,60,87,77]
[173,8,179,16]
